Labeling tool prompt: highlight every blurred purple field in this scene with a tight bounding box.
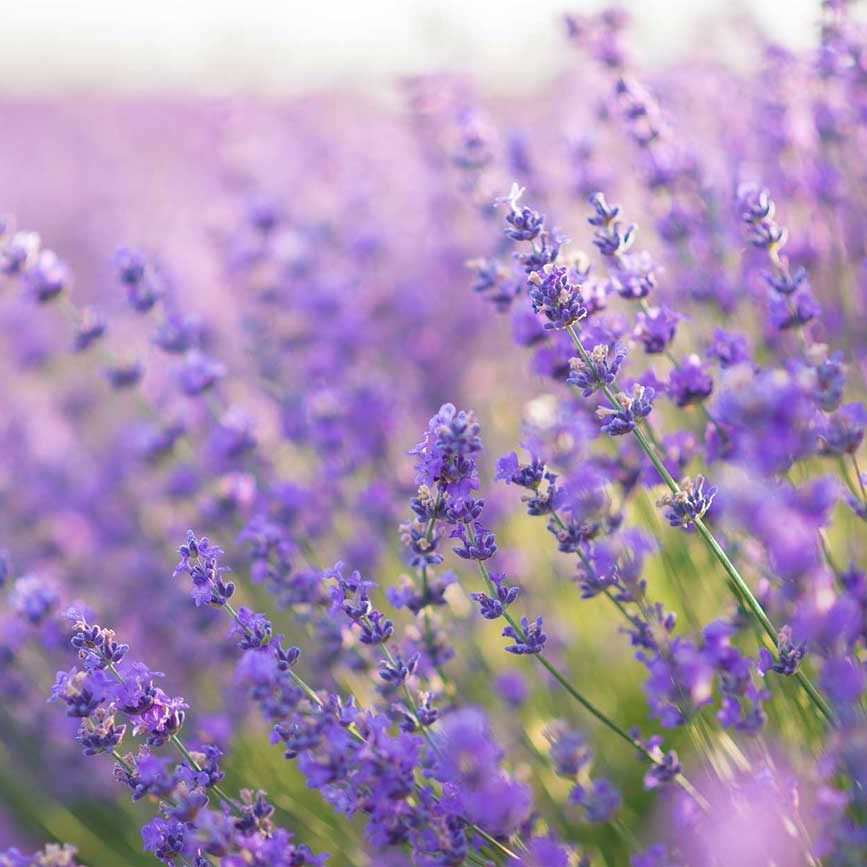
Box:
[1,5,867,867]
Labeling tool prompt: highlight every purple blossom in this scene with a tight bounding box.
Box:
[527,264,588,330]
[596,383,655,435]
[502,616,547,655]
[567,343,628,396]
[667,354,714,407]
[570,777,622,822]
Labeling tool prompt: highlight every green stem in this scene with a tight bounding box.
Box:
[464,523,709,811]
[852,453,867,502]
[565,324,836,727]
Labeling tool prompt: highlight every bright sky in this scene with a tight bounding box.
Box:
[0,0,822,94]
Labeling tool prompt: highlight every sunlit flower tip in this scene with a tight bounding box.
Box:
[643,749,681,790]
[737,183,787,249]
[496,182,545,241]
[23,249,70,303]
[0,230,40,275]
[494,181,526,211]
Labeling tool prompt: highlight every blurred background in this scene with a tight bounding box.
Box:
[0,0,820,95]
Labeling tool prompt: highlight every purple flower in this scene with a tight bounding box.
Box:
[596,383,655,435]
[567,343,628,396]
[667,355,714,407]
[502,616,547,655]
[410,403,482,498]
[818,402,867,455]
[634,306,680,354]
[72,306,107,352]
[498,183,545,242]
[115,246,162,312]
[0,230,39,275]
[495,451,546,488]
[769,289,820,330]
[470,572,519,619]
[105,359,143,389]
[570,777,622,822]
[738,183,786,249]
[527,264,588,330]
[706,328,751,368]
[657,475,718,528]
[174,530,235,608]
[22,249,69,303]
[758,626,806,677]
[494,671,528,707]
[11,575,59,624]
[176,350,226,396]
[549,727,591,777]
[819,657,865,705]
[152,313,202,353]
[451,521,497,561]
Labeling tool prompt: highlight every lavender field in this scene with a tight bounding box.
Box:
[1,4,867,866]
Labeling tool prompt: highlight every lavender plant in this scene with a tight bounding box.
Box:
[1,3,867,865]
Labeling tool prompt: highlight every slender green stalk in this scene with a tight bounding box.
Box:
[852,453,867,503]
[464,524,710,812]
[565,323,836,726]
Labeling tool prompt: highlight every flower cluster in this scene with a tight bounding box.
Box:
[3,5,867,865]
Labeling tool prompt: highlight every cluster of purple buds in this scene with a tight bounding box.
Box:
[818,402,867,456]
[501,183,545,242]
[758,626,807,677]
[527,263,588,330]
[737,184,820,331]
[596,383,655,435]
[51,612,188,754]
[470,572,520,620]
[173,530,235,607]
[570,777,622,823]
[451,521,497,561]
[114,246,163,312]
[502,615,547,655]
[0,221,70,303]
[738,184,786,249]
[634,305,680,354]
[667,354,714,407]
[586,193,657,300]
[567,343,628,396]
[657,475,718,528]
[328,564,394,645]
